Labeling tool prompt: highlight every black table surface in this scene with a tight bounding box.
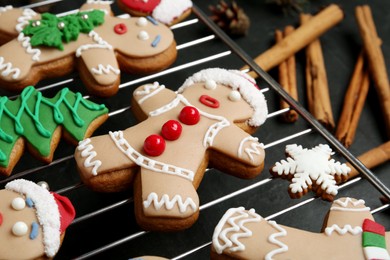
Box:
[0,0,389,259]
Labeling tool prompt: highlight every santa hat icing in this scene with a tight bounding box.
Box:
[5,179,76,257]
[178,68,268,127]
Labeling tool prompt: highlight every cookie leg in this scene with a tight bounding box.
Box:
[134,168,199,231]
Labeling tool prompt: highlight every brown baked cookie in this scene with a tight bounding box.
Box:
[211,197,390,259]
[117,0,193,26]
[0,1,177,97]
[0,86,108,176]
[0,179,76,259]
[75,68,268,231]
[270,144,351,201]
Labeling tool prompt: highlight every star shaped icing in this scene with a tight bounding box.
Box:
[271,144,351,200]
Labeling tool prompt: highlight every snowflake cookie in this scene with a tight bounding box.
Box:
[270,144,351,200]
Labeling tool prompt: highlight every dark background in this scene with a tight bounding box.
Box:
[0,0,389,259]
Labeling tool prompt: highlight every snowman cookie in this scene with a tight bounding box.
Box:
[0,179,76,259]
[0,1,177,97]
[117,0,193,26]
[211,197,390,260]
[75,68,268,231]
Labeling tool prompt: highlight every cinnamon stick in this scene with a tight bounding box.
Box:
[301,13,335,131]
[241,4,344,77]
[346,141,390,179]
[335,52,370,148]
[355,5,390,137]
[275,26,299,122]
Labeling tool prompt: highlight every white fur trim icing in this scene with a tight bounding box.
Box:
[178,68,268,127]
[152,0,193,24]
[5,179,60,258]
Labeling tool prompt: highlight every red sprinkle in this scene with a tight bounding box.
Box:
[144,134,165,156]
[114,23,127,35]
[179,106,200,125]
[161,120,182,141]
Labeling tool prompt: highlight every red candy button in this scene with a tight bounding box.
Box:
[179,106,200,125]
[144,134,165,156]
[161,120,182,140]
[114,23,127,34]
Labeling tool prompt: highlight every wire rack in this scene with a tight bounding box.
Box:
[0,0,389,259]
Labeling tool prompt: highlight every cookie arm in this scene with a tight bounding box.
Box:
[211,125,265,168]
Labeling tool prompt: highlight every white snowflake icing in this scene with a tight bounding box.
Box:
[272,144,351,197]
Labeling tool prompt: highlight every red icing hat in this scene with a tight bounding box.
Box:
[51,192,76,233]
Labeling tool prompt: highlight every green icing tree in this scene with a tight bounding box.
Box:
[0,86,108,167]
[22,9,105,50]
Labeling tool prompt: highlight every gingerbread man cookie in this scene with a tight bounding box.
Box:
[0,1,177,97]
[270,144,351,201]
[117,0,193,26]
[0,86,108,176]
[0,179,76,259]
[75,68,268,231]
[212,197,390,260]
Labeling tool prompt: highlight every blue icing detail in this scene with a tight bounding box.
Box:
[30,222,39,240]
[151,35,161,47]
[146,16,158,25]
[26,197,34,208]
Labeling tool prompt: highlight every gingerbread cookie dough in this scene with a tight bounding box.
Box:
[211,197,390,259]
[0,1,177,97]
[75,68,268,231]
[0,179,76,259]
[0,86,108,176]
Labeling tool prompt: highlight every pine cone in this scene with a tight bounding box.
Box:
[209,1,250,37]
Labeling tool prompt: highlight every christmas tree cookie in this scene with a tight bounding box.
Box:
[0,86,108,176]
[211,197,390,259]
[0,1,177,97]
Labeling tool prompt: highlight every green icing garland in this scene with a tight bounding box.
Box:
[0,86,108,167]
[22,9,105,50]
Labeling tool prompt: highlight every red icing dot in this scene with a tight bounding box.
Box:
[179,106,200,125]
[144,134,165,156]
[114,23,127,35]
[161,120,182,140]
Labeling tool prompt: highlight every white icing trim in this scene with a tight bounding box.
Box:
[212,207,262,254]
[179,68,268,127]
[77,138,102,176]
[5,179,60,258]
[152,0,193,24]
[86,0,113,4]
[143,192,197,213]
[75,30,113,57]
[325,224,363,236]
[0,56,20,79]
[90,64,120,75]
[17,33,41,61]
[364,246,390,260]
[238,136,264,162]
[331,198,370,212]
[16,8,37,32]
[109,131,195,181]
[135,82,166,105]
[0,5,12,13]
[265,220,289,260]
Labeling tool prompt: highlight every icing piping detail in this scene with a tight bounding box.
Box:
[238,136,264,162]
[203,118,230,147]
[75,30,112,57]
[213,207,262,254]
[109,130,195,181]
[0,57,20,79]
[90,64,120,75]
[77,138,102,176]
[16,8,37,32]
[135,82,166,105]
[17,33,41,61]
[143,192,197,213]
[265,220,289,260]
[325,224,363,236]
[0,6,12,13]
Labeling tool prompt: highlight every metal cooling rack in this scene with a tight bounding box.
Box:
[0,0,389,259]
